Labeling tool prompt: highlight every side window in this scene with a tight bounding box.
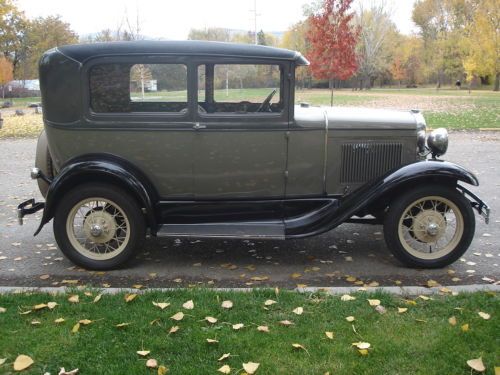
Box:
[89,63,188,114]
[198,64,283,114]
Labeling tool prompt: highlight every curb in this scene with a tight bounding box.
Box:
[0,284,498,296]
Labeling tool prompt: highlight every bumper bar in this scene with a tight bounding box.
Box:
[457,185,490,224]
[17,199,45,225]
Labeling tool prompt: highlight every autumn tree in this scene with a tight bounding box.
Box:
[0,0,28,76]
[281,20,313,88]
[0,55,13,98]
[306,0,359,105]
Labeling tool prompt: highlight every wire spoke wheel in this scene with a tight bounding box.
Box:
[397,195,464,260]
[66,198,131,261]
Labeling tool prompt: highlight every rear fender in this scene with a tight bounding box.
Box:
[34,154,159,235]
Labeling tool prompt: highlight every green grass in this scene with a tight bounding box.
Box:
[0,290,498,374]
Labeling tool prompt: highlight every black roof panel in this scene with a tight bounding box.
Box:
[57,40,309,65]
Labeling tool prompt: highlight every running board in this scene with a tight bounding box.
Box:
[157,222,285,239]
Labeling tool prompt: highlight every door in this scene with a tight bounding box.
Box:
[192,61,289,199]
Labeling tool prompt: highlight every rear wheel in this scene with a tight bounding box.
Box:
[384,185,475,268]
[53,183,145,270]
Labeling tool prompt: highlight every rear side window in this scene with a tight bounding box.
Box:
[89,63,188,113]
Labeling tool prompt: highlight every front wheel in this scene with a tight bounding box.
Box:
[53,183,146,270]
[384,185,475,268]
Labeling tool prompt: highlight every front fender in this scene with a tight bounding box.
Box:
[286,160,478,237]
[34,154,159,235]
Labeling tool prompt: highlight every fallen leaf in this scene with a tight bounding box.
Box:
[345,276,357,282]
[0,358,5,365]
[157,365,168,375]
[426,279,439,288]
[448,316,457,326]
[132,284,143,289]
[264,299,277,306]
[461,323,469,332]
[168,326,179,334]
[243,362,260,374]
[218,353,231,361]
[279,320,294,326]
[375,305,386,314]
[47,302,58,309]
[205,316,217,324]
[367,299,381,306]
[352,342,371,349]
[153,302,170,310]
[116,322,131,328]
[39,274,50,280]
[345,316,355,322]
[93,294,102,303]
[206,338,219,344]
[325,331,334,339]
[257,325,269,332]
[54,318,65,324]
[232,323,244,330]
[0,307,5,313]
[31,320,41,325]
[292,343,308,353]
[58,367,79,375]
[72,323,80,333]
[418,295,430,301]
[341,294,356,301]
[79,319,92,325]
[33,303,47,310]
[61,279,79,284]
[398,307,408,314]
[495,367,499,375]
[221,300,233,309]
[467,357,486,372]
[250,276,269,281]
[293,307,304,315]
[182,300,194,310]
[478,312,490,320]
[19,310,32,315]
[13,355,34,371]
[146,359,158,369]
[358,349,369,356]
[68,295,79,303]
[124,294,137,303]
[218,364,231,374]
[137,350,150,357]
[290,272,302,279]
[171,312,184,321]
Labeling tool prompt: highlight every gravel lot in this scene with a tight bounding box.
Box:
[0,132,498,288]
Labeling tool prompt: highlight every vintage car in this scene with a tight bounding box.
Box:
[18,41,489,270]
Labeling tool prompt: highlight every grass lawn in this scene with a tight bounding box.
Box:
[0,290,498,374]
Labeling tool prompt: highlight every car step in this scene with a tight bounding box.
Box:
[157,222,285,240]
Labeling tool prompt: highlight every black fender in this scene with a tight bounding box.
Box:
[285,160,478,237]
[34,154,159,235]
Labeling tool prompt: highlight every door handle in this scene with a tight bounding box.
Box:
[193,123,207,130]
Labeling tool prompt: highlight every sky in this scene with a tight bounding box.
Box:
[15,0,418,40]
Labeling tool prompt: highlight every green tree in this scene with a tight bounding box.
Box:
[0,0,29,77]
[188,27,231,42]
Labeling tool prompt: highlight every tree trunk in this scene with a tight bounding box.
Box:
[494,72,499,92]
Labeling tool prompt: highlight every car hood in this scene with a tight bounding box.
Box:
[294,105,425,130]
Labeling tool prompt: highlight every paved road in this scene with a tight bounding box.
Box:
[0,133,498,288]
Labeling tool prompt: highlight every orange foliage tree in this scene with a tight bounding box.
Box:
[0,56,14,98]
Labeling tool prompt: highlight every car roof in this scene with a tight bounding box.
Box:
[57,40,310,65]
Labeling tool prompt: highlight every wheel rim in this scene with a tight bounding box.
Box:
[397,195,464,260]
[66,198,131,260]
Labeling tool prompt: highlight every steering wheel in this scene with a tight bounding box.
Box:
[256,89,277,112]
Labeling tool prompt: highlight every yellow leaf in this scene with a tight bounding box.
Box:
[169,326,179,334]
[84,292,92,297]
[0,358,5,365]
[124,294,137,303]
[146,358,158,368]
[205,316,217,324]
[243,362,260,374]
[250,276,269,281]
[13,355,34,371]
[218,353,231,361]
[495,366,500,375]
[279,320,294,326]
[137,350,150,357]
[54,318,65,324]
[19,310,32,315]
[264,299,277,306]
[292,343,307,351]
[116,322,130,328]
[293,307,303,315]
[346,276,356,282]
[33,303,47,310]
[257,325,269,332]
[418,295,430,301]
[218,364,231,374]
[206,338,219,344]
[426,279,439,288]
[232,323,244,330]
[325,331,334,339]
[358,349,369,356]
[47,302,58,309]
[461,323,469,332]
[68,295,79,303]
[296,283,308,288]
[291,273,302,279]
[367,281,379,288]
[171,312,184,321]
[0,307,5,313]
[132,284,143,289]
[398,307,408,314]
[367,299,381,307]
[182,300,194,310]
[93,294,102,303]
[221,300,233,309]
[62,279,79,284]
[72,323,80,333]
[448,316,457,326]
[79,319,92,325]
[352,342,371,349]
[345,316,355,322]
[153,301,170,310]
[405,300,417,306]
[158,365,168,375]
[467,357,486,372]
[341,294,356,301]
[31,320,41,325]
[478,312,490,320]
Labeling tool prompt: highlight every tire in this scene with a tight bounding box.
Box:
[53,183,146,270]
[35,130,56,198]
[384,185,475,268]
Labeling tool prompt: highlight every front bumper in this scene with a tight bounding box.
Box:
[17,199,45,225]
[457,185,490,224]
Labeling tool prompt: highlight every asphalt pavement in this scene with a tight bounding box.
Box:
[0,132,498,289]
